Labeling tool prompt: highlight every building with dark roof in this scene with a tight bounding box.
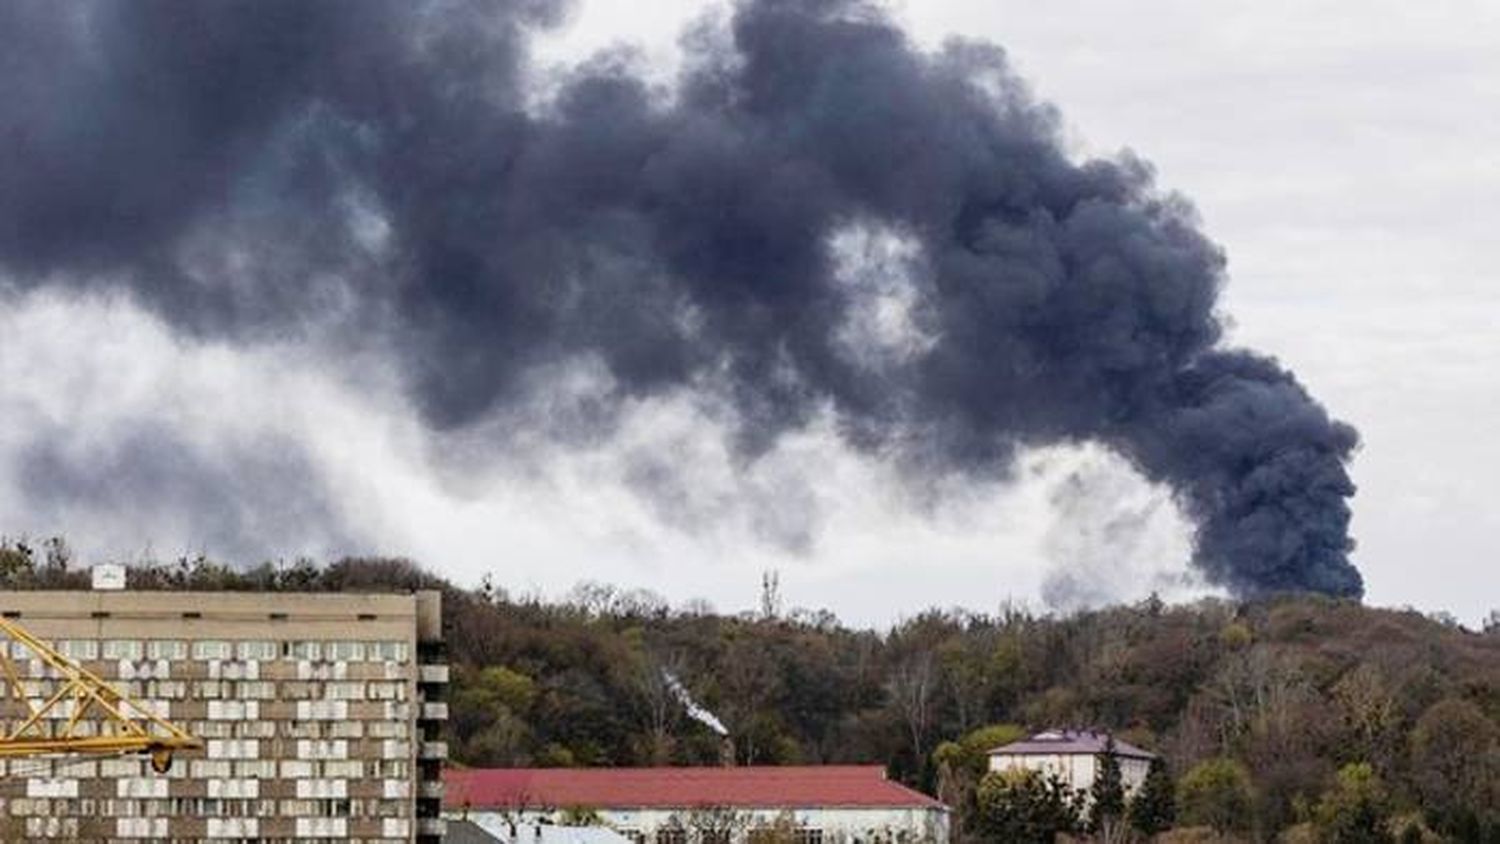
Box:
[987,729,1156,796]
[445,766,949,843]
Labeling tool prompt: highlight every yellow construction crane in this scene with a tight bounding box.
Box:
[0,617,201,772]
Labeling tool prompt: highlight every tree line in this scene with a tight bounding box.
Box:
[2,539,1498,841]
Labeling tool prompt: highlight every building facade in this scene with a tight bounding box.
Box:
[987,729,1154,796]
[0,589,448,842]
[445,766,950,844]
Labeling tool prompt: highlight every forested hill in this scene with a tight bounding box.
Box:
[3,540,1499,839]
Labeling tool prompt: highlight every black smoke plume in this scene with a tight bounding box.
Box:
[0,0,1360,597]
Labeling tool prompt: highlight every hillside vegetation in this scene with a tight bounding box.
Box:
[3,539,1498,841]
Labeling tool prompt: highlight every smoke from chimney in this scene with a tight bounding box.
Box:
[662,669,729,737]
[0,0,1360,598]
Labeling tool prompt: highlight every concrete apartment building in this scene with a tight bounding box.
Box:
[0,587,448,842]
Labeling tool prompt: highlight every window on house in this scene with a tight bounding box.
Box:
[794,830,824,844]
[655,829,687,844]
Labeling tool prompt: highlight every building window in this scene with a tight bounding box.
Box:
[794,830,824,844]
[147,640,187,660]
[57,640,98,660]
[288,641,322,661]
[235,760,276,778]
[192,640,233,661]
[102,640,143,660]
[324,760,364,778]
[327,641,365,661]
[237,680,276,699]
[236,640,278,661]
[100,759,142,778]
[325,681,366,700]
[701,832,732,844]
[655,829,687,844]
[146,680,187,699]
[368,640,409,662]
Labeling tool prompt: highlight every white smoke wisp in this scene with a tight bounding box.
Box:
[662,670,728,736]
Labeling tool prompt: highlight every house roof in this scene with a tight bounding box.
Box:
[988,730,1156,761]
[445,766,946,811]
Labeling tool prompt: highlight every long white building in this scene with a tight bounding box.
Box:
[445,765,950,843]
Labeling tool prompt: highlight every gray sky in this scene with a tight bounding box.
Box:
[2,0,1495,625]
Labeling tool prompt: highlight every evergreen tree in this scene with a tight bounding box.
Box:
[1128,756,1177,837]
[976,769,1083,844]
[1090,736,1126,837]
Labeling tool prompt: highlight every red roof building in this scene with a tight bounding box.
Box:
[444,767,950,843]
[446,766,943,811]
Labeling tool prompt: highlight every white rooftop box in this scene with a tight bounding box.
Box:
[91,564,126,591]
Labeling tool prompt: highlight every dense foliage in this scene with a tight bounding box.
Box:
[1129,756,1177,837]
[4,539,1500,841]
[975,768,1083,842]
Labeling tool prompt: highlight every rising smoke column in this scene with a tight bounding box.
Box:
[0,0,1360,597]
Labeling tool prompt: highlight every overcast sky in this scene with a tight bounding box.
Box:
[2,1,1495,626]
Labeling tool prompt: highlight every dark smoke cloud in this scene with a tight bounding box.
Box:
[16,424,354,563]
[0,0,1360,596]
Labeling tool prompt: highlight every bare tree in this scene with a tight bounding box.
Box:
[636,649,685,765]
[888,650,936,767]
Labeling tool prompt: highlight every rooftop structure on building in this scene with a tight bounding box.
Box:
[0,588,449,843]
[446,765,949,843]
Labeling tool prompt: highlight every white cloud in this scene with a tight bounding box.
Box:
[0,288,1207,624]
